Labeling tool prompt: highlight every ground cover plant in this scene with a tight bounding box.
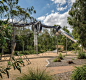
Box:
[16,68,53,80]
[77,51,86,59]
[53,53,63,62]
[71,65,86,80]
[53,57,61,62]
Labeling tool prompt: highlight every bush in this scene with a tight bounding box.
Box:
[71,65,86,80]
[77,51,86,59]
[53,57,61,62]
[16,68,53,80]
[58,53,63,59]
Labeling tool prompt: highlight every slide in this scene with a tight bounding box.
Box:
[59,29,77,43]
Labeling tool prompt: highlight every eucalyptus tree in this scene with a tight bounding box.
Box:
[0,0,36,59]
[67,0,86,49]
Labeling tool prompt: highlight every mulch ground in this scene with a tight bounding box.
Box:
[47,56,86,67]
[47,55,86,80]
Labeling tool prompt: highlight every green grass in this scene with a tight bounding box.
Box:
[71,65,86,80]
[16,68,53,80]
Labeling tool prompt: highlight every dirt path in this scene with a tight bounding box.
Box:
[0,51,76,80]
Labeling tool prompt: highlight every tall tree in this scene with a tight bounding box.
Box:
[67,0,86,48]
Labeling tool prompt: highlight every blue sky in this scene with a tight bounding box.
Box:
[18,0,75,30]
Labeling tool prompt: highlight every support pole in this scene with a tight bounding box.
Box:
[34,27,38,55]
[66,37,67,55]
[36,34,38,55]
[57,35,58,54]
[23,41,24,53]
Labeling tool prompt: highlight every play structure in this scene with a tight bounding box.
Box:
[12,21,77,54]
[57,45,64,52]
[0,21,77,61]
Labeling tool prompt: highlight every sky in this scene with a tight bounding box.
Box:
[18,0,75,31]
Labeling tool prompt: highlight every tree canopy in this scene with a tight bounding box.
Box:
[67,0,86,48]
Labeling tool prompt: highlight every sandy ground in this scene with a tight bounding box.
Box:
[0,51,75,80]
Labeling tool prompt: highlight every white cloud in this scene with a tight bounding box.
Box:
[1,19,15,22]
[71,0,75,3]
[43,11,69,27]
[47,3,50,8]
[37,11,71,28]
[57,6,67,11]
[46,13,49,16]
[51,0,66,5]
[37,11,73,32]
[37,16,45,21]
[51,10,54,13]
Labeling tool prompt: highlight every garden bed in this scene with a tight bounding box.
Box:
[47,55,86,80]
[47,56,86,67]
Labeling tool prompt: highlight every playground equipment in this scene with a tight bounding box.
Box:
[0,21,77,61]
[56,45,64,52]
[12,21,77,54]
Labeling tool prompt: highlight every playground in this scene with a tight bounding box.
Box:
[0,0,86,80]
[0,17,86,80]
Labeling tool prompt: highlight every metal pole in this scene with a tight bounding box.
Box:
[34,27,38,55]
[66,37,67,55]
[36,34,38,55]
[57,35,58,54]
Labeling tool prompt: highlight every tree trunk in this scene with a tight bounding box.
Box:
[57,35,58,54]
[0,47,4,60]
[9,43,16,62]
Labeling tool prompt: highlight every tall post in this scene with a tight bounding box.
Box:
[34,27,38,55]
[23,41,24,52]
[36,34,38,55]
[66,37,67,55]
[57,35,58,54]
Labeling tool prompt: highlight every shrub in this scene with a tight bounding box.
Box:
[53,57,61,62]
[16,68,53,80]
[72,58,75,60]
[21,50,30,55]
[58,53,63,60]
[71,65,86,80]
[77,51,86,59]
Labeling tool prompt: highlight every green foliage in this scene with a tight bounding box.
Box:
[77,51,86,59]
[71,65,86,80]
[58,53,63,60]
[53,53,63,62]
[53,57,61,62]
[68,0,86,48]
[0,57,24,78]
[0,24,12,47]
[16,68,53,80]
[72,58,75,60]
[0,66,11,78]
